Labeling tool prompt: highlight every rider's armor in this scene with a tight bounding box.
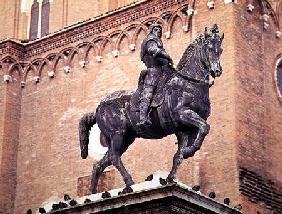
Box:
[138,27,173,127]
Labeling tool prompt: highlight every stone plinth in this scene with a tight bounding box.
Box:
[49,184,242,214]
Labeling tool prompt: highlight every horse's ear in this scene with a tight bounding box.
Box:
[221,33,225,42]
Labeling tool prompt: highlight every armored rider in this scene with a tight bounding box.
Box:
[138,23,174,127]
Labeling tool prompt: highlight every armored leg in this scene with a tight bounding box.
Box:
[139,86,154,126]
[138,68,158,127]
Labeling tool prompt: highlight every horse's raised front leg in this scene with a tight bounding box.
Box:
[177,108,210,158]
[90,151,111,194]
[167,132,189,182]
[110,134,134,189]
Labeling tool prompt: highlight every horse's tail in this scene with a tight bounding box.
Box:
[79,112,96,159]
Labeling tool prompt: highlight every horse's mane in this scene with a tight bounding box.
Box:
[176,34,205,72]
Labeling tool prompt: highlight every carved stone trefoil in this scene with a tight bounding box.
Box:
[275,31,282,39]
[33,76,40,83]
[187,8,195,16]
[263,22,270,30]
[129,44,136,51]
[96,56,103,63]
[112,50,119,58]
[207,1,215,9]
[3,75,12,83]
[262,14,270,22]
[79,60,87,68]
[20,81,25,88]
[182,25,189,32]
[48,71,55,78]
[64,66,71,74]
[164,31,171,39]
[247,4,255,13]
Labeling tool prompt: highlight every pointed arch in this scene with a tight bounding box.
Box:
[115,31,131,50]
[131,23,148,45]
[92,36,109,56]
[84,43,99,60]
[167,13,184,35]
[52,52,68,72]
[8,63,24,79]
[175,4,190,30]
[38,57,52,77]
[160,10,174,32]
[124,23,139,32]
[67,47,81,66]
[23,62,37,82]
[108,30,124,39]
[100,37,114,56]
[76,41,93,60]
[31,58,44,75]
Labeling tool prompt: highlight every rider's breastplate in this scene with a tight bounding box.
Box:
[141,35,170,68]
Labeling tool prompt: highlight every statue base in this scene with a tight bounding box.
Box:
[49,182,241,214]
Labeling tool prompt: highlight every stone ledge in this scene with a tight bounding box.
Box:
[49,184,242,214]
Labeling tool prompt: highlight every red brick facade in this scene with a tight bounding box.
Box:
[0,0,282,213]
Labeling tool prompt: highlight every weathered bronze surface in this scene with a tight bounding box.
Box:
[79,24,224,194]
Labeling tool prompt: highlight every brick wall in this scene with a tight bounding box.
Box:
[0,0,20,40]
[49,0,138,36]
[232,1,282,213]
[0,71,22,214]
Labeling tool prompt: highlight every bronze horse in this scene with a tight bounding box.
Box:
[79,25,224,194]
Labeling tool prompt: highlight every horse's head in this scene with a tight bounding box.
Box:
[203,24,224,78]
[176,24,224,82]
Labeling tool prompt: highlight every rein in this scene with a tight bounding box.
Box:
[175,71,215,88]
[176,38,216,88]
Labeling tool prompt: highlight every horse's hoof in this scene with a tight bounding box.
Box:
[101,191,111,199]
[166,177,177,184]
[145,174,153,181]
[159,177,167,186]
[121,186,133,194]
[91,189,97,194]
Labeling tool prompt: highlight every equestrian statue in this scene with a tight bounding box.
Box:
[79,24,224,194]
